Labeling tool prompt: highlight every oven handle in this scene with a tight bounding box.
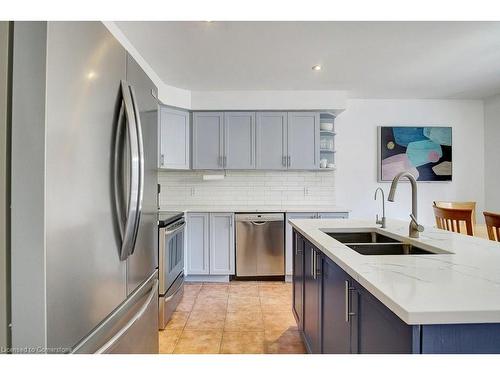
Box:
[164,222,186,237]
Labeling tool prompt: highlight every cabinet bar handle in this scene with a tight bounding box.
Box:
[345,280,356,322]
[311,249,315,279]
[313,250,316,279]
[287,155,291,167]
[345,280,349,322]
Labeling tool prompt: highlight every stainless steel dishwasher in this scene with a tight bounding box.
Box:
[235,213,285,277]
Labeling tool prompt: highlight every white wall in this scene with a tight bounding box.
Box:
[335,99,485,225]
[190,90,347,111]
[484,95,500,212]
[102,22,191,108]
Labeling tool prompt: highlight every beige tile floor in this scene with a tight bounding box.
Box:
[159,281,306,354]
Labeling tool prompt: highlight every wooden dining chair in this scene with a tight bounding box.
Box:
[433,205,474,236]
[433,201,477,225]
[483,211,500,242]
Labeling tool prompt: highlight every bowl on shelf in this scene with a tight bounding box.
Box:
[320,122,334,132]
[327,163,335,169]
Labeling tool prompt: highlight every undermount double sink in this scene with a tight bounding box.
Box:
[322,230,446,256]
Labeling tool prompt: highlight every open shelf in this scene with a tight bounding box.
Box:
[319,112,336,168]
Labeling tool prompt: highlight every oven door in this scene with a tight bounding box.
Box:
[159,219,185,296]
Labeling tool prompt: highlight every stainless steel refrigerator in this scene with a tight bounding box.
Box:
[8,21,159,353]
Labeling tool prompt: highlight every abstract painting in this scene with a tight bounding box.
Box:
[379,126,452,182]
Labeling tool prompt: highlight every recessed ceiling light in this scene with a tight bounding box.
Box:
[312,64,322,71]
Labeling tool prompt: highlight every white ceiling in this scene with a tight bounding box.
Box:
[116,21,500,99]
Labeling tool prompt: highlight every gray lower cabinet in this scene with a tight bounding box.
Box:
[294,229,413,354]
[292,231,304,331]
[352,281,413,354]
[294,228,500,354]
[303,240,322,354]
[186,212,235,276]
[224,112,255,169]
[192,112,224,169]
[256,112,288,169]
[322,256,353,354]
[287,112,320,169]
[159,106,190,169]
[209,213,235,275]
[186,213,210,275]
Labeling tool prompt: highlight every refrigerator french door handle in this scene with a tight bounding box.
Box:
[94,279,158,354]
[113,80,141,261]
[113,101,126,240]
[127,83,145,257]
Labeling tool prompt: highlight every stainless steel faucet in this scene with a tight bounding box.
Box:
[374,187,386,228]
[387,172,424,238]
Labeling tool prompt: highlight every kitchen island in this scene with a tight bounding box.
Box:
[289,218,500,354]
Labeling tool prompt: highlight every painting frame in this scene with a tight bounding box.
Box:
[378,126,453,183]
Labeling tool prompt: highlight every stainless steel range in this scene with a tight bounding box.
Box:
[158,212,185,329]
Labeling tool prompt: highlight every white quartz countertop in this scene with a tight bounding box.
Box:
[159,206,350,213]
[289,218,500,325]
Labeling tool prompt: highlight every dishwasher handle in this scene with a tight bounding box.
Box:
[250,221,269,226]
[235,214,284,223]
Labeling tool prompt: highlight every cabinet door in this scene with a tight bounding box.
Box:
[186,213,209,275]
[287,112,320,169]
[352,283,413,354]
[159,106,190,169]
[322,257,351,353]
[192,112,223,169]
[285,213,317,276]
[256,112,287,169]
[224,112,255,169]
[303,242,322,353]
[209,213,235,275]
[292,231,304,330]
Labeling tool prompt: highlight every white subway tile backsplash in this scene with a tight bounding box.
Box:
[159,170,336,210]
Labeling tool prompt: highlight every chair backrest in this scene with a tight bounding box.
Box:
[434,201,476,225]
[483,211,500,242]
[433,205,474,236]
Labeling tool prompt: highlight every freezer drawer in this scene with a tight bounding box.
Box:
[72,271,159,354]
[236,213,285,277]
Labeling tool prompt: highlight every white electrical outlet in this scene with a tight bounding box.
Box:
[304,187,310,196]
[190,187,195,196]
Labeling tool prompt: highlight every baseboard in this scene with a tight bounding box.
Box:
[185,275,230,283]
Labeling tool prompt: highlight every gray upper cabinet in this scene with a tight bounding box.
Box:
[209,213,235,275]
[191,110,322,170]
[159,106,190,169]
[256,112,288,169]
[224,112,255,169]
[287,112,320,169]
[192,112,224,169]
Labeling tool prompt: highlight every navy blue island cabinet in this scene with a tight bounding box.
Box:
[292,229,500,354]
